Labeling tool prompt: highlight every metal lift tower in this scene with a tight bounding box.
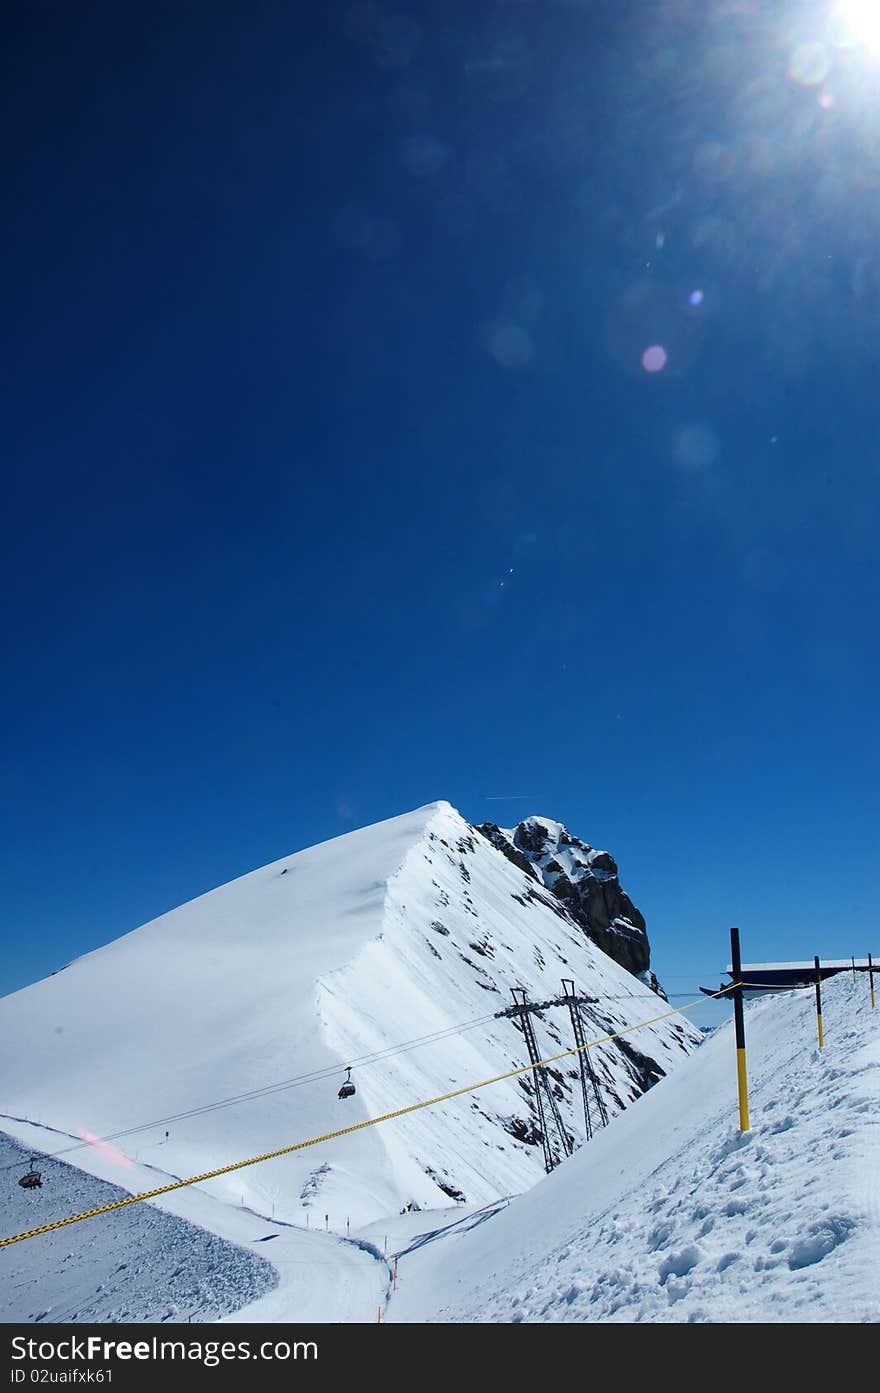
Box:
[497,982,609,1169]
[560,978,608,1137]
[503,988,573,1174]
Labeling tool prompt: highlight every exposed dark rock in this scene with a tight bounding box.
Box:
[475,815,665,996]
[614,1034,667,1091]
[468,936,494,958]
[425,1166,466,1202]
[639,968,666,998]
[503,1116,543,1147]
[475,822,539,882]
[590,851,617,875]
[512,820,551,857]
[523,884,572,922]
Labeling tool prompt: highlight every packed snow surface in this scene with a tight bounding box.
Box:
[0,1134,277,1324]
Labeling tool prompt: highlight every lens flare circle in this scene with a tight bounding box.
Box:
[789,41,831,85]
[641,344,668,373]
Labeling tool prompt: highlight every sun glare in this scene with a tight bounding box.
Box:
[835,0,880,52]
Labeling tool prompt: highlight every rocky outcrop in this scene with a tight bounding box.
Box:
[476,822,539,883]
[475,815,665,997]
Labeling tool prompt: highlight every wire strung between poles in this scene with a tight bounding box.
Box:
[0,985,738,1252]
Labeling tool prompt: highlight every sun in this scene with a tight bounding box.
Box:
[834,0,880,52]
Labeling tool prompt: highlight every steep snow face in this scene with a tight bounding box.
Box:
[0,802,698,1231]
[384,973,880,1324]
[477,815,659,989]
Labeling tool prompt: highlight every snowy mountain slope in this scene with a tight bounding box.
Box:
[0,1133,276,1323]
[4,974,873,1326]
[0,1126,389,1325]
[0,801,698,1234]
[383,973,880,1323]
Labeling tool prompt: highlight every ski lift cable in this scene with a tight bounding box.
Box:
[0,985,738,1251]
[0,981,703,1173]
[0,1010,503,1170]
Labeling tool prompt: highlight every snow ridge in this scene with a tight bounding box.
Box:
[0,801,698,1238]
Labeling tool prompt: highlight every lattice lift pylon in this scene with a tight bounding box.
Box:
[497,981,609,1170]
[502,988,573,1173]
[560,978,608,1137]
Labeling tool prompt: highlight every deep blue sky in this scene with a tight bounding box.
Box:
[4,1,879,1024]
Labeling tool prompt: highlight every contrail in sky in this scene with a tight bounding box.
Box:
[482,794,549,801]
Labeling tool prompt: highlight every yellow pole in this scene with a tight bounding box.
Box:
[814,955,824,1048]
[730,927,750,1131]
[735,1047,749,1131]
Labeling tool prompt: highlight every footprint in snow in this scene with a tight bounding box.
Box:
[658,1244,702,1285]
[787,1215,855,1270]
[766,1113,796,1134]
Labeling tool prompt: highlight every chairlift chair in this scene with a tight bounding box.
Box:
[338,1067,356,1100]
[18,1158,42,1189]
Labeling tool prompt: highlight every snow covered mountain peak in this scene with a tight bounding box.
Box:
[0,801,696,1229]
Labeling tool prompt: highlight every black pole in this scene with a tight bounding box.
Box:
[869,952,875,1009]
[814,955,824,1047]
[852,955,856,981]
[730,927,749,1131]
